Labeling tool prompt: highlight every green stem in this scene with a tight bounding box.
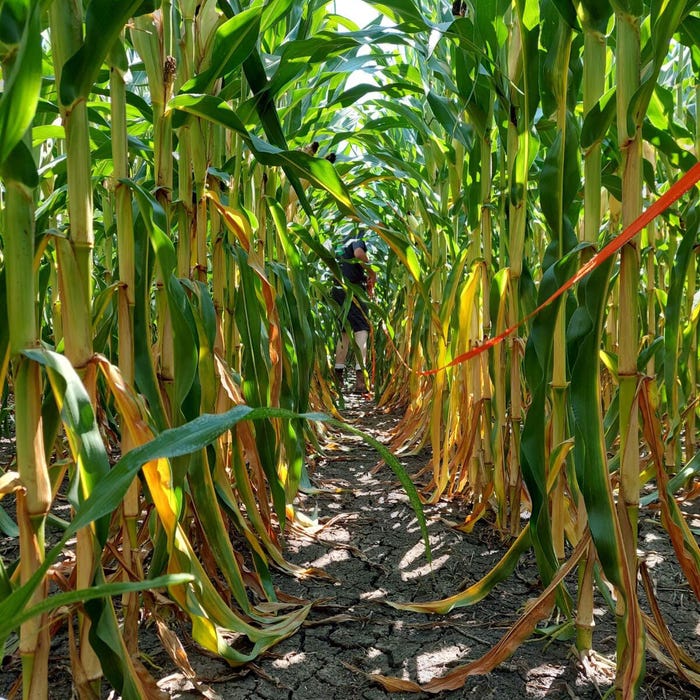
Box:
[5,170,51,700]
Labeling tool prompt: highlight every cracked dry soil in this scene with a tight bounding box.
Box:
[1,396,699,699]
[158,396,700,700]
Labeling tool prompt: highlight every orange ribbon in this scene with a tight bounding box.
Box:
[414,161,700,376]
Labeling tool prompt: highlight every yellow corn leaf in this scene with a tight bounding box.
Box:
[0,346,8,406]
[205,190,252,252]
[97,357,179,534]
[216,357,277,534]
[216,354,330,580]
[375,537,588,693]
[209,191,283,414]
[451,482,493,533]
[646,635,700,688]
[388,526,531,614]
[96,356,312,661]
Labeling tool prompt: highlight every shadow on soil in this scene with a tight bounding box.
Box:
[1,396,699,699]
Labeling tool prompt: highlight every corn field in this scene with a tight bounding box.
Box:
[0,0,698,697]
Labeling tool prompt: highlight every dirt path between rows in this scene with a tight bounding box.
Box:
[158,396,700,700]
[1,397,699,699]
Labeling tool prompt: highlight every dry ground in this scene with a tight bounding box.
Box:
[1,396,699,699]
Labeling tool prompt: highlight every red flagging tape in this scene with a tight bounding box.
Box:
[414,160,700,376]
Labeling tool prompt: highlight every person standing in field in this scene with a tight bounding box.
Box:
[331,232,376,395]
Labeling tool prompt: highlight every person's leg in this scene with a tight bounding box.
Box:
[346,297,371,393]
[353,329,369,369]
[353,329,369,393]
[332,287,349,386]
[334,332,350,371]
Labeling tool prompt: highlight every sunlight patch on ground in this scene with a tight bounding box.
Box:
[317,525,351,543]
[525,662,566,695]
[400,553,450,580]
[360,588,388,601]
[309,548,350,569]
[272,651,307,669]
[641,551,665,568]
[398,538,451,580]
[415,645,466,683]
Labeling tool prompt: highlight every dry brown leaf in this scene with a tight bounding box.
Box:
[639,379,700,598]
[342,662,423,692]
[156,618,196,679]
[370,536,589,693]
[155,619,223,700]
[67,613,100,700]
[130,657,171,700]
[303,614,359,627]
[641,565,700,687]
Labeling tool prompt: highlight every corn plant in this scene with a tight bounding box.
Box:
[0,1,698,699]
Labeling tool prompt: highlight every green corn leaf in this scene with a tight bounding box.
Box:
[472,0,502,56]
[0,138,37,190]
[180,8,260,95]
[231,246,286,524]
[333,81,422,109]
[663,205,699,429]
[85,565,193,700]
[366,0,426,26]
[640,450,700,507]
[580,86,616,150]
[216,0,320,218]
[261,0,295,33]
[170,94,354,213]
[370,224,422,282]
[539,114,581,238]
[267,199,314,401]
[643,122,698,172]
[628,0,687,131]
[577,0,613,32]
[135,0,158,13]
[0,1,42,169]
[179,281,214,415]
[550,0,580,29]
[267,201,315,501]
[267,34,368,98]
[23,348,111,544]
[186,448,255,612]
[59,0,145,107]
[130,214,169,431]
[521,249,578,596]
[4,573,193,635]
[540,4,574,117]
[567,257,624,586]
[127,178,199,419]
[426,90,458,136]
